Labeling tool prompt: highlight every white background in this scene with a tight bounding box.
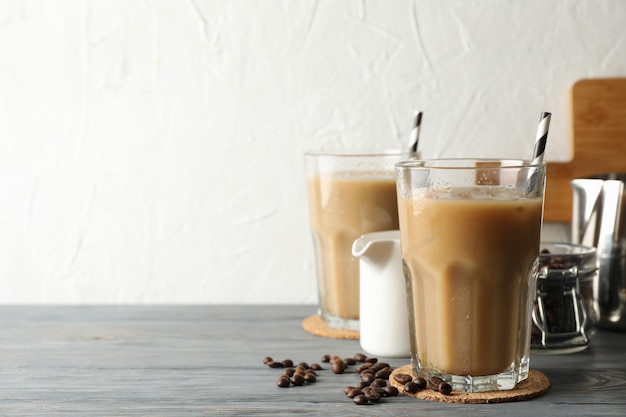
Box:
[0,0,624,304]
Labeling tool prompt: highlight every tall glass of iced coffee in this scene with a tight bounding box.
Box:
[396,159,546,392]
[305,150,416,331]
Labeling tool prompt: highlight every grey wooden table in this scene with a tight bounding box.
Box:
[0,305,624,416]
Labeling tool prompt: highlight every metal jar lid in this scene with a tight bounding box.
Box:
[539,242,598,280]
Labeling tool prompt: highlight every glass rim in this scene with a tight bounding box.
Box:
[395,158,545,169]
[305,149,417,158]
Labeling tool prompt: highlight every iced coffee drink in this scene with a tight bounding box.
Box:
[305,150,414,330]
[396,159,546,392]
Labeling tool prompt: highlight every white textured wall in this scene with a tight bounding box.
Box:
[0,0,624,304]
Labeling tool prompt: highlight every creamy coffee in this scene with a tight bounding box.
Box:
[307,172,399,321]
[399,188,542,376]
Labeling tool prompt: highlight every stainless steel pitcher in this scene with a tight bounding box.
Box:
[571,174,626,330]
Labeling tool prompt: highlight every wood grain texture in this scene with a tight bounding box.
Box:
[0,305,625,416]
[544,78,626,223]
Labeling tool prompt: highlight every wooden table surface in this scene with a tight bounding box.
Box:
[1,305,625,416]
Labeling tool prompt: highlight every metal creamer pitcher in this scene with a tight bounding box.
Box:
[571,174,626,330]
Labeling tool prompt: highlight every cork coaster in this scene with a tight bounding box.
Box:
[389,365,550,404]
[301,314,360,340]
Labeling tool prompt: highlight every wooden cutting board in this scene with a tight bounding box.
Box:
[544,78,626,223]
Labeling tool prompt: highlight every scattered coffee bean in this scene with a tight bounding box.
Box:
[353,394,369,405]
[383,385,399,396]
[353,353,367,362]
[344,385,357,395]
[404,381,420,394]
[439,382,452,395]
[346,388,362,398]
[365,357,378,364]
[376,362,390,370]
[276,376,290,387]
[357,381,371,390]
[281,359,293,367]
[344,357,356,366]
[267,361,283,368]
[297,362,309,369]
[372,378,387,387]
[331,360,345,374]
[304,373,316,383]
[310,363,323,371]
[360,372,375,383]
[355,363,371,373]
[321,354,331,363]
[282,367,296,377]
[375,369,392,379]
[414,376,427,389]
[427,376,444,391]
[263,356,273,364]
[364,389,381,403]
[394,373,413,385]
[291,373,305,386]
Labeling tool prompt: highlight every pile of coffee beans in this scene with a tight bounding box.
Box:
[263,356,323,387]
[263,352,451,405]
[393,372,452,396]
[337,353,399,405]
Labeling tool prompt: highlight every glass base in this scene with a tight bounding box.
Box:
[320,311,360,331]
[531,344,588,354]
[413,357,529,393]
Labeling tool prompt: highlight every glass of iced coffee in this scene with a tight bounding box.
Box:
[305,150,416,331]
[396,158,546,392]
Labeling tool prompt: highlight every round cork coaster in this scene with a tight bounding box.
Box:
[301,314,360,340]
[389,365,550,404]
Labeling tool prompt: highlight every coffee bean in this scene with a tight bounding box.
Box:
[304,373,316,383]
[365,357,378,364]
[282,367,296,377]
[404,381,419,394]
[360,372,375,383]
[267,361,283,368]
[375,369,392,379]
[344,385,357,395]
[427,376,444,391]
[331,360,345,374]
[353,394,369,405]
[357,381,371,390]
[263,356,273,364]
[297,362,309,369]
[321,354,331,363]
[364,390,381,403]
[344,357,356,366]
[383,385,399,396]
[355,363,372,373]
[376,362,390,370]
[414,377,427,389]
[291,373,305,386]
[353,353,367,362]
[439,382,452,395]
[394,373,413,385]
[346,388,362,398]
[310,363,322,371]
[281,359,294,367]
[372,378,387,387]
[276,376,290,387]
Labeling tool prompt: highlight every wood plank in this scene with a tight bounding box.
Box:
[544,78,626,223]
[0,305,625,416]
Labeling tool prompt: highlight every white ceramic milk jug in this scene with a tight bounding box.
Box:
[352,230,410,357]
